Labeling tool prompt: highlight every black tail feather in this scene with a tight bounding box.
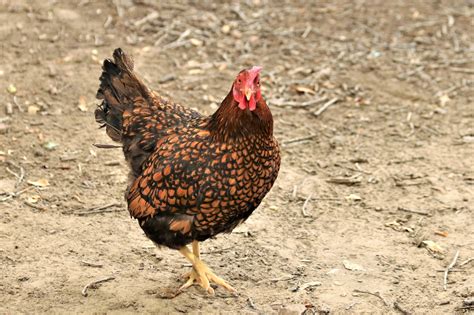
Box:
[95,48,146,142]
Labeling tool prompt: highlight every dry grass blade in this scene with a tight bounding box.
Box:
[282,134,317,146]
[443,250,460,290]
[302,193,313,217]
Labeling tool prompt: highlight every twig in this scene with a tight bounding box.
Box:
[0,116,11,124]
[6,161,25,187]
[297,195,341,202]
[82,276,115,297]
[282,134,317,146]
[269,275,296,282]
[72,203,122,216]
[302,193,313,217]
[354,163,371,174]
[74,209,121,216]
[162,29,191,50]
[449,67,474,74]
[397,206,431,216]
[0,186,34,202]
[297,281,321,291]
[301,24,311,38]
[270,96,327,108]
[326,176,361,186]
[247,297,256,309]
[345,301,359,310]
[334,163,371,175]
[463,298,474,307]
[13,96,23,112]
[443,250,460,290]
[154,32,169,47]
[292,185,297,199]
[354,289,389,306]
[89,203,121,211]
[399,20,441,32]
[434,84,461,98]
[6,167,20,180]
[313,97,339,117]
[231,5,246,20]
[17,166,25,187]
[103,15,113,28]
[201,246,233,255]
[104,161,120,166]
[24,201,47,211]
[80,260,104,268]
[93,143,122,149]
[0,195,13,202]
[393,301,411,315]
[459,257,473,267]
[133,11,158,27]
[5,102,13,115]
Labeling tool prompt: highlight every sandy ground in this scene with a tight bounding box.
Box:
[1,0,473,314]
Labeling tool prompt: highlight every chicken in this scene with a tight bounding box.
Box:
[95,48,280,295]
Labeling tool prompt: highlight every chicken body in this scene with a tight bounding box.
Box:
[95,48,280,294]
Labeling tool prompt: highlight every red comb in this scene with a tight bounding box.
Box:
[248,66,262,75]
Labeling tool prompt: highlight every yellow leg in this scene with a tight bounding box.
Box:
[181,241,201,279]
[192,240,200,259]
[178,246,212,294]
[178,244,236,295]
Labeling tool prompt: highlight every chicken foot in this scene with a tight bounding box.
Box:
[178,241,236,295]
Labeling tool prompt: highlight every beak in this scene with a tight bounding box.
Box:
[245,89,252,101]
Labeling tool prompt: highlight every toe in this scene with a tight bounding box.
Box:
[178,269,200,292]
[196,271,211,293]
[178,277,195,292]
[207,273,236,293]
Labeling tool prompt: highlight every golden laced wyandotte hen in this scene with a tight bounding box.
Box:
[95,48,280,296]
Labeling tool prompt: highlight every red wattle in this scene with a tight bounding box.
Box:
[249,95,256,111]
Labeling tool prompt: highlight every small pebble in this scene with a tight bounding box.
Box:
[7,84,17,94]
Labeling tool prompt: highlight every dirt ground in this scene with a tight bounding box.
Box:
[1,0,473,314]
